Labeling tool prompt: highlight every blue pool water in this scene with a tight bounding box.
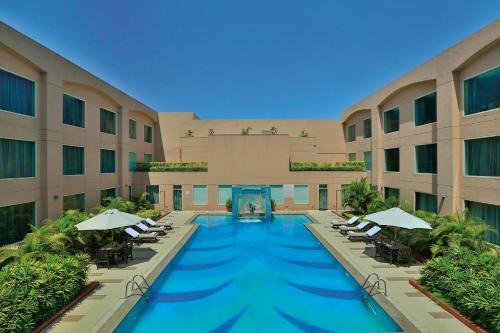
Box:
[115,215,401,333]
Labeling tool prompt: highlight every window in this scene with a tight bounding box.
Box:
[384,107,399,133]
[0,138,35,179]
[146,185,160,204]
[415,192,437,213]
[464,66,500,115]
[0,201,35,246]
[218,185,232,205]
[63,145,84,175]
[129,119,137,139]
[143,154,153,163]
[384,187,400,201]
[63,94,85,127]
[63,193,85,211]
[100,108,116,134]
[464,136,500,177]
[348,153,356,161]
[414,91,437,126]
[193,185,208,205]
[100,149,115,173]
[129,152,137,171]
[347,125,356,142]
[293,185,309,204]
[384,148,400,172]
[270,185,283,204]
[144,125,153,143]
[101,188,117,203]
[465,200,500,245]
[415,144,437,174]
[363,118,372,138]
[364,151,372,171]
[0,68,35,117]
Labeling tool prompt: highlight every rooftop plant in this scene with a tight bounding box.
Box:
[300,130,309,137]
[270,126,278,135]
[241,127,252,135]
[290,161,365,171]
[135,161,208,172]
[208,128,215,136]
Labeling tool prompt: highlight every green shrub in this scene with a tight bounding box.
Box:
[226,198,232,211]
[0,253,90,332]
[419,247,500,332]
[341,178,378,214]
[290,161,365,171]
[136,209,161,220]
[136,162,208,172]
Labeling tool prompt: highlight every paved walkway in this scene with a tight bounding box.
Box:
[307,210,472,333]
[47,211,198,333]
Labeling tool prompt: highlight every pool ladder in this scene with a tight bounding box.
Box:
[125,274,151,298]
[362,272,387,297]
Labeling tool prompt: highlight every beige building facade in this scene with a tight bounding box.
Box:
[1,19,499,245]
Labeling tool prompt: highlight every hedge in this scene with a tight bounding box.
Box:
[0,253,90,333]
[135,162,208,172]
[290,161,365,171]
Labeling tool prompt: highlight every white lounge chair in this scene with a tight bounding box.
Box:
[145,217,173,230]
[125,227,158,243]
[331,216,359,228]
[348,226,382,241]
[339,221,369,234]
[135,222,166,235]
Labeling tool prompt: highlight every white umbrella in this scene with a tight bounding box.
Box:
[365,207,432,241]
[75,209,144,231]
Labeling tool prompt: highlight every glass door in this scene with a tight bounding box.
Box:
[319,184,328,210]
[173,185,182,211]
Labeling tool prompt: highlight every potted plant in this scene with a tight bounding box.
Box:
[208,128,215,136]
[271,199,276,212]
[225,198,232,212]
[241,127,252,135]
[270,126,278,135]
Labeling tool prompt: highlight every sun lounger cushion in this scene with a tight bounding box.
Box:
[331,215,359,226]
[339,221,368,231]
[348,226,381,238]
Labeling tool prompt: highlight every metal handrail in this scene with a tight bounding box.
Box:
[362,273,388,297]
[361,272,380,290]
[125,274,150,298]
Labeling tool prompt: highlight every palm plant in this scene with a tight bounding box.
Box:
[270,126,278,134]
[342,178,378,214]
[133,192,153,211]
[208,128,215,136]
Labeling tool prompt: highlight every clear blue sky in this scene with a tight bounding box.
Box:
[1,1,499,119]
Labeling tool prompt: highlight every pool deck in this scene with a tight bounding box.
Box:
[306,210,473,333]
[46,211,199,333]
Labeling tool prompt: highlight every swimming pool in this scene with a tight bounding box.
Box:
[115,215,401,332]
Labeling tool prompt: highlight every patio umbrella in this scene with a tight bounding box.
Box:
[75,209,144,241]
[364,207,432,241]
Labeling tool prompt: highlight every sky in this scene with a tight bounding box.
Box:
[1,1,499,119]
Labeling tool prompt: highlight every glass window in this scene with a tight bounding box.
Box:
[0,138,35,179]
[143,154,153,163]
[415,143,437,174]
[0,201,35,246]
[193,185,208,205]
[101,188,117,203]
[363,118,372,138]
[364,151,372,171]
[414,91,437,126]
[0,68,35,117]
[218,185,232,205]
[384,187,400,201]
[100,149,116,173]
[63,94,85,127]
[464,66,500,115]
[347,125,356,142]
[464,136,500,177]
[129,152,137,171]
[465,200,500,245]
[293,185,309,204]
[415,192,437,213]
[384,107,399,133]
[270,185,283,204]
[100,108,116,134]
[129,119,137,139]
[63,193,85,211]
[146,185,160,204]
[348,153,356,161]
[144,125,153,143]
[385,148,400,172]
[63,145,84,175]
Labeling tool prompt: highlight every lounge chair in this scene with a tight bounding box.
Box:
[331,216,359,228]
[347,226,382,241]
[339,221,369,234]
[125,227,158,244]
[145,217,173,230]
[135,222,166,235]
[95,249,111,269]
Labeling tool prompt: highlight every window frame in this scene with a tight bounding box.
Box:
[0,137,37,180]
[383,106,400,134]
[270,184,284,204]
[145,185,160,205]
[463,134,500,178]
[62,144,85,176]
[363,118,372,138]
[63,192,85,211]
[99,108,117,135]
[0,66,37,118]
[144,124,153,143]
[217,185,232,205]
[413,90,437,127]
[99,149,116,174]
[414,191,438,213]
[0,201,37,245]
[347,124,356,142]
[129,118,137,140]
[293,184,309,204]
[384,187,400,200]
[192,185,208,205]
[363,151,372,171]
[384,147,400,173]
[62,93,86,129]
[462,65,500,117]
[348,152,357,161]
[414,143,437,175]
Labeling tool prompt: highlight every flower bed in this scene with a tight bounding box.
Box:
[135,162,208,172]
[290,161,365,171]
